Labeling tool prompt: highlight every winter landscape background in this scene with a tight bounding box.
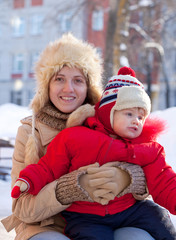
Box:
[0,103,176,239]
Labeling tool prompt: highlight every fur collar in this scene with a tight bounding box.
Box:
[66,104,167,143]
[132,116,167,143]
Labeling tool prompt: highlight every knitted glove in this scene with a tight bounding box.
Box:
[55,170,93,205]
[85,164,130,205]
[55,162,120,205]
[103,162,148,198]
[55,163,130,205]
[11,179,30,198]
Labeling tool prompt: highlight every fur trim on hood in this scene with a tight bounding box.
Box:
[133,116,167,143]
[66,104,95,128]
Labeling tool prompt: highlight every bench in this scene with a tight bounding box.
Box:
[0,167,11,180]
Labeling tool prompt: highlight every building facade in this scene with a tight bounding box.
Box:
[0,0,175,110]
[0,0,87,106]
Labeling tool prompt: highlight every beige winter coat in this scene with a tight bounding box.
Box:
[2,117,69,240]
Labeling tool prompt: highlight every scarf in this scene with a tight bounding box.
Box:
[36,102,70,131]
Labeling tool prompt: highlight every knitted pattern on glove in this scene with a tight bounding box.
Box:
[55,170,93,205]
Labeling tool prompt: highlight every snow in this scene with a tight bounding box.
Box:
[120,55,129,67]
[0,103,176,238]
[120,43,127,51]
[0,103,32,139]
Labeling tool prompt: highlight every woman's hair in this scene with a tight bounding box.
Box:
[30,33,103,114]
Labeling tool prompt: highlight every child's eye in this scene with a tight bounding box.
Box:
[126,112,132,117]
[138,116,144,121]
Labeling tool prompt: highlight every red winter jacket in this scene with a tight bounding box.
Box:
[18,117,176,216]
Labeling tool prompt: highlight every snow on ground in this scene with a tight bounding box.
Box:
[0,104,176,239]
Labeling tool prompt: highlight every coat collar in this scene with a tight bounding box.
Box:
[35,120,60,146]
[21,116,60,147]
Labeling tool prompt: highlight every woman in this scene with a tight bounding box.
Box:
[2,33,154,240]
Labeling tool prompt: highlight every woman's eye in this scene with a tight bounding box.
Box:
[56,77,63,82]
[75,78,85,84]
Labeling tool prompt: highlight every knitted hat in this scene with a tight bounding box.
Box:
[25,33,103,165]
[96,66,151,133]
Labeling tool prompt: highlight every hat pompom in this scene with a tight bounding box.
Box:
[117,66,136,77]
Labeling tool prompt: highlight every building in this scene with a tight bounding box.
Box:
[86,0,109,59]
[0,0,175,110]
[0,0,87,106]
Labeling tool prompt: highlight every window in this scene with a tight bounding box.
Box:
[0,54,1,77]
[11,16,25,37]
[12,54,24,73]
[139,11,144,27]
[30,15,43,35]
[11,91,22,105]
[92,9,104,31]
[29,52,39,72]
[59,11,72,33]
[31,0,43,6]
[175,50,176,71]
[96,47,102,57]
[13,0,25,9]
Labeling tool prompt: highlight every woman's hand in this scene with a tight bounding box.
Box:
[79,162,131,205]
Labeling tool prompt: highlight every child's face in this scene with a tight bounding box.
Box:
[113,107,145,139]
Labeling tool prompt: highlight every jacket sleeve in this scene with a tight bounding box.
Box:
[11,124,70,223]
[106,139,176,214]
[98,138,148,197]
[18,130,71,195]
[142,145,176,215]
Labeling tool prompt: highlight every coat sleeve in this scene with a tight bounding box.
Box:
[11,124,70,224]
[142,146,176,215]
[19,130,71,195]
[106,139,176,214]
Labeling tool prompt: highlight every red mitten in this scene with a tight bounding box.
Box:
[11,178,30,199]
[11,186,21,198]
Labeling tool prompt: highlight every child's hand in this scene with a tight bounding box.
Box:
[11,180,28,198]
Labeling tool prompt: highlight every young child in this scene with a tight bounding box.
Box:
[11,67,176,239]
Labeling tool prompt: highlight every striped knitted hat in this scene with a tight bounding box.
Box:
[96,66,151,133]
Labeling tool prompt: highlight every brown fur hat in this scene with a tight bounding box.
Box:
[25,33,103,165]
[30,33,103,114]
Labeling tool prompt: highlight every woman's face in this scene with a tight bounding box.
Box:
[49,66,88,113]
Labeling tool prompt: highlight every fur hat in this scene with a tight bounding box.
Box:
[96,66,151,133]
[25,33,103,165]
[30,33,103,114]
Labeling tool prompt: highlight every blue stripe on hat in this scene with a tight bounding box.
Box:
[104,82,130,91]
[99,94,117,108]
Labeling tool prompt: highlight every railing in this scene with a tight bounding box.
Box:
[0,138,14,180]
